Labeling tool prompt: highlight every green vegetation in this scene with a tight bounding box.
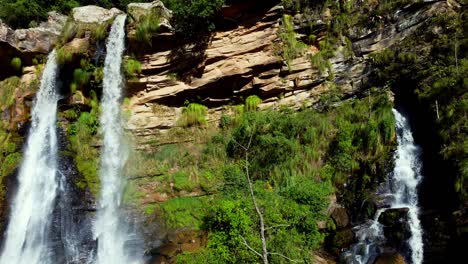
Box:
[0,126,22,206]
[10,57,22,72]
[162,0,225,38]
[66,94,100,195]
[124,58,142,80]
[129,92,395,262]
[134,14,160,45]
[178,103,208,127]
[0,77,20,108]
[369,8,468,203]
[0,1,143,28]
[56,48,74,65]
[244,95,261,112]
[278,14,308,69]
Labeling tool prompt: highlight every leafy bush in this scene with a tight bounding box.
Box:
[178,103,208,127]
[163,0,225,38]
[278,14,308,69]
[244,95,261,111]
[0,76,21,108]
[56,48,73,65]
[124,58,142,79]
[134,14,160,45]
[10,57,22,71]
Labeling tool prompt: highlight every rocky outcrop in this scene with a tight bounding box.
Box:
[0,12,66,79]
[374,252,406,264]
[378,208,411,250]
[128,0,172,29]
[352,1,452,55]
[0,11,66,54]
[125,0,448,146]
[72,6,123,25]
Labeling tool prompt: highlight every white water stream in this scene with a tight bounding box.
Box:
[346,109,424,264]
[0,50,59,264]
[93,14,139,264]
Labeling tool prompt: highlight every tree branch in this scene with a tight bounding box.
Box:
[240,236,262,259]
[268,252,300,262]
[265,224,290,230]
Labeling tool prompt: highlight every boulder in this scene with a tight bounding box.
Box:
[0,11,66,79]
[378,208,411,249]
[0,11,67,52]
[72,6,123,25]
[128,1,172,29]
[325,228,355,255]
[331,207,350,228]
[374,252,406,264]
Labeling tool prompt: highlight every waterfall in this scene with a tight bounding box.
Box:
[391,109,424,263]
[345,109,424,264]
[0,50,60,264]
[93,14,139,264]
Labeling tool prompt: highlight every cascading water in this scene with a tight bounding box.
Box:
[0,50,60,264]
[93,14,139,264]
[345,109,424,264]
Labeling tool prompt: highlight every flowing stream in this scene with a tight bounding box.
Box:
[93,14,139,264]
[0,50,60,264]
[346,109,424,264]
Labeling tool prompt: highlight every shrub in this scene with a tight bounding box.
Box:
[10,57,22,71]
[56,48,73,65]
[279,14,308,68]
[179,103,208,127]
[124,58,142,79]
[244,95,262,111]
[0,76,21,108]
[163,0,225,38]
[93,24,108,41]
[135,14,160,45]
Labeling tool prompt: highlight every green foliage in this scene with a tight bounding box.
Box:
[0,127,22,203]
[178,103,208,127]
[159,196,209,229]
[162,0,225,38]
[93,23,108,41]
[56,48,73,65]
[124,58,142,80]
[279,14,308,69]
[0,76,21,108]
[10,57,22,71]
[67,101,100,194]
[244,95,262,112]
[134,14,160,45]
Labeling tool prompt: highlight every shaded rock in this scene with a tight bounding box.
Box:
[325,228,355,256]
[378,208,411,250]
[374,252,406,264]
[72,6,123,25]
[0,11,66,53]
[0,11,66,78]
[331,207,350,228]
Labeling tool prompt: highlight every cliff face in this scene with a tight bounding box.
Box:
[0,0,462,262]
[125,0,450,147]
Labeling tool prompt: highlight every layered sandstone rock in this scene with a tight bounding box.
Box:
[125,1,449,147]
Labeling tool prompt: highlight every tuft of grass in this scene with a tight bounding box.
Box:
[244,95,262,111]
[135,14,160,45]
[124,58,142,80]
[10,57,22,71]
[56,48,73,65]
[178,103,208,127]
[279,14,308,69]
[93,24,108,41]
[0,76,21,108]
